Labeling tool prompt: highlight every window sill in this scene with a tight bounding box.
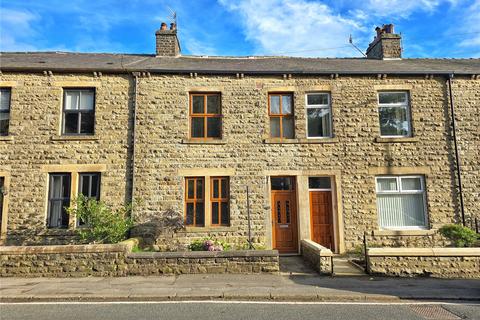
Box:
[375,137,419,143]
[373,229,435,236]
[37,228,77,236]
[51,135,99,141]
[263,137,338,144]
[179,226,236,233]
[182,139,226,145]
[0,136,14,141]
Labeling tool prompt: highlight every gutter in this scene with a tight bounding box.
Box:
[447,73,466,226]
[0,66,478,76]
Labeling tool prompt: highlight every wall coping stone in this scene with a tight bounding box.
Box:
[368,247,480,257]
[301,239,333,257]
[0,238,140,255]
[0,243,128,254]
[128,250,278,259]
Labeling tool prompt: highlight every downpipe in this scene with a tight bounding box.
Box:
[447,74,466,226]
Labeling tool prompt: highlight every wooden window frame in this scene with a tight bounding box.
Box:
[268,93,294,139]
[62,88,96,136]
[0,87,11,136]
[185,177,205,226]
[210,177,230,226]
[189,93,222,140]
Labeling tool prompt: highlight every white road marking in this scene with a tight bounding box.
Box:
[1,301,478,306]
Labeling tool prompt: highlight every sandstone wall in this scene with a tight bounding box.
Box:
[367,248,480,279]
[1,72,478,251]
[0,243,279,277]
[300,239,332,274]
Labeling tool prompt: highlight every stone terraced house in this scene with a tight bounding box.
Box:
[0,23,478,254]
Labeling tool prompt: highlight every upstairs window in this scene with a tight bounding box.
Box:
[306,93,332,138]
[47,173,71,228]
[269,93,294,139]
[190,93,222,139]
[63,89,95,135]
[376,176,428,229]
[378,92,411,137]
[0,88,11,136]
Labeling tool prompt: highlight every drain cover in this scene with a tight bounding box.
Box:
[409,305,461,320]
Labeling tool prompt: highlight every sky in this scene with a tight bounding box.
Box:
[0,0,479,58]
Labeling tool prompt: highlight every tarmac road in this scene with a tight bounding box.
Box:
[1,301,479,320]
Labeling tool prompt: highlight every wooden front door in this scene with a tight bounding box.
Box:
[310,191,334,251]
[0,177,3,233]
[271,177,298,253]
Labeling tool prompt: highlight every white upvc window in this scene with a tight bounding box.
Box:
[305,93,332,138]
[375,176,428,229]
[377,91,411,137]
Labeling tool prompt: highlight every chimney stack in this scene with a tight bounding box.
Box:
[366,24,402,59]
[155,22,181,57]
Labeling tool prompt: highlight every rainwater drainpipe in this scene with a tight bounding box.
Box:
[130,72,140,217]
[447,73,466,226]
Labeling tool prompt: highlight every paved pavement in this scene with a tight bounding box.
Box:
[1,273,479,302]
[1,301,479,320]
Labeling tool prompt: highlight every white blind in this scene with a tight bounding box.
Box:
[377,193,426,228]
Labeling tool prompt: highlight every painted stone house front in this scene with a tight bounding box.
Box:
[0,24,478,253]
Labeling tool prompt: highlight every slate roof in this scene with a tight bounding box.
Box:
[1,52,479,75]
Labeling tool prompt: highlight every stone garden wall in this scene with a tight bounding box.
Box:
[300,239,332,275]
[367,247,480,279]
[0,240,279,277]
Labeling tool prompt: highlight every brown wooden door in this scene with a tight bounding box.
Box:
[310,191,334,251]
[272,191,298,253]
[0,177,3,233]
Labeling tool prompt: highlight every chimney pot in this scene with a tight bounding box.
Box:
[160,22,167,30]
[170,23,176,30]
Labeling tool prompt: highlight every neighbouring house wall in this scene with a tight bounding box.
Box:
[1,72,479,251]
[0,242,279,277]
[0,74,133,245]
[367,248,480,279]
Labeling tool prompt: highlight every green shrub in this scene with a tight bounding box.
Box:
[439,224,478,247]
[66,194,133,244]
[240,240,266,250]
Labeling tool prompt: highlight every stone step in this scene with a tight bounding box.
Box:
[332,258,366,276]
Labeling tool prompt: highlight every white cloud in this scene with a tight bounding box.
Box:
[362,0,442,18]
[457,0,480,51]
[219,0,364,57]
[218,0,466,57]
[0,8,39,51]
